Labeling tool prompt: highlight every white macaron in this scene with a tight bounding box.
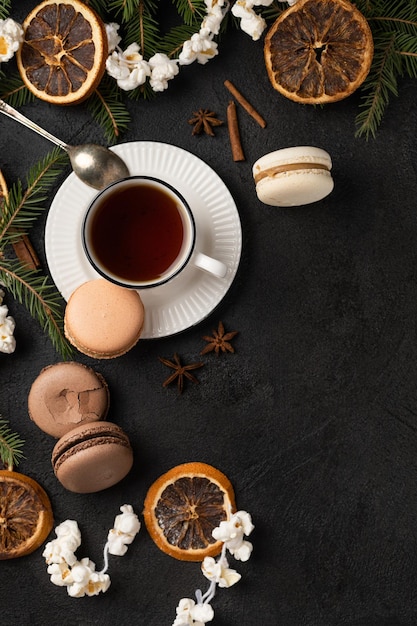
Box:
[252,146,334,207]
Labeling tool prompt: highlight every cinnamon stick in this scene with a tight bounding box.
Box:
[227,100,245,162]
[224,80,266,128]
[12,234,40,270]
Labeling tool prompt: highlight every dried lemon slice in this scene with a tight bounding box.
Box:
[0,470,54,559]
[16,0,108,105]
[264,0,374,104]
[143,462,236,562]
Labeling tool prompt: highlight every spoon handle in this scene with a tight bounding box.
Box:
[0,99,69,152]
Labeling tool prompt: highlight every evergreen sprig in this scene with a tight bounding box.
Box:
[87,75,131,143]
[0,148,74,359]
[0,0,10,20]
[0,417,25,470]
[0,73,34,108]
[0,259,73,359]
[354,0,417,138]
[172,0,207,26]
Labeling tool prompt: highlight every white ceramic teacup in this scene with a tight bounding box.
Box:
[82,176,227,289]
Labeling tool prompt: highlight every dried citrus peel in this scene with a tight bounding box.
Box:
[16,0,108,105]
[264,0,374,104]
[143,462,236,562]
[0,470,53,559]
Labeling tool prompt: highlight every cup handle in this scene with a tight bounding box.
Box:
[193,252,227,279]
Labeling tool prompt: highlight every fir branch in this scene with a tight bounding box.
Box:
[0,148,69,247]
[0,258,73,359]
[395,32,417,78]
[124,2,161,54]
[172,0,207,26]
[89,78,131,143]
[0,72,35,108]
[108,0,157,23]
[354,0,417,137]
[0,148,73,359]
[355,32,400,139]
[128,78,156,101]
[0,417,24,470]
[0,0,11,20]
[159,24,203,57]
[256,1,283,22]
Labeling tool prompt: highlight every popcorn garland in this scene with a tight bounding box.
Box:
[173,510,254,626]
[43,505,141,598]
[0,1,298,93]
[105,0,295,93]
[42,503,254,623]
[0,289,16,354]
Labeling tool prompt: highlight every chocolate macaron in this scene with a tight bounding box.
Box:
[64,279,145,358]
[51,421,133,493]
[28,362,110,438]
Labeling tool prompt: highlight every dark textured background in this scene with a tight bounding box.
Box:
[2,2,417,625]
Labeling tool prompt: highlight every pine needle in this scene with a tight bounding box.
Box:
[0,147,74,359]
[355,31,401,139]
[0,72,35,108]
[0,0,11,20]
[172,0,207,26]
[354,0,417,137]
[0,258,74,359]
[0,148,69,245]
[0,417,25,470]
[89,77,131,143]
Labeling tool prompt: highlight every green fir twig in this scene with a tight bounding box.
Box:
[0,0,10,20]
[0,148,74,359]
[0,73,35,108]
[354,0,417,138]
[89,76,131,144]
[172,0,207,26]
[0,259,73,359]
[0,417,24,470]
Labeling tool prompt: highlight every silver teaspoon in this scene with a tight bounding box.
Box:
[0,99,130,189]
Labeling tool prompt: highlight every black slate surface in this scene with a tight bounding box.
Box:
[2,3,417,625]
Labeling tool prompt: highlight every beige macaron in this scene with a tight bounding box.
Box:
[64,279,145,358]
[253,146,334,207]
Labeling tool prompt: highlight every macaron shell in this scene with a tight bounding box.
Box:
[52,422,133,493]
[256,170,334,207]
[253,146,332,171]
[28,362,109,437]
[64,279,145,358]
[253,146,334,207]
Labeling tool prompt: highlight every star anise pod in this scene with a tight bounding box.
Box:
[188,109,224,136]
[159,353,204,393]
[200,321,238,356]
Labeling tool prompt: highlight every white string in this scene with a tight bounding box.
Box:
[198,542,228,605]
[98,541,110,575]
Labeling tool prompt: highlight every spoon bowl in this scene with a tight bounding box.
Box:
[67,143,130,190]
[0,99,129,189]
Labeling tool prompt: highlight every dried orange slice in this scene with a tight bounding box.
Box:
[0,470,54,559]
[143,462,236,562]
[16,0,108,105]
[264,0,373,104]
